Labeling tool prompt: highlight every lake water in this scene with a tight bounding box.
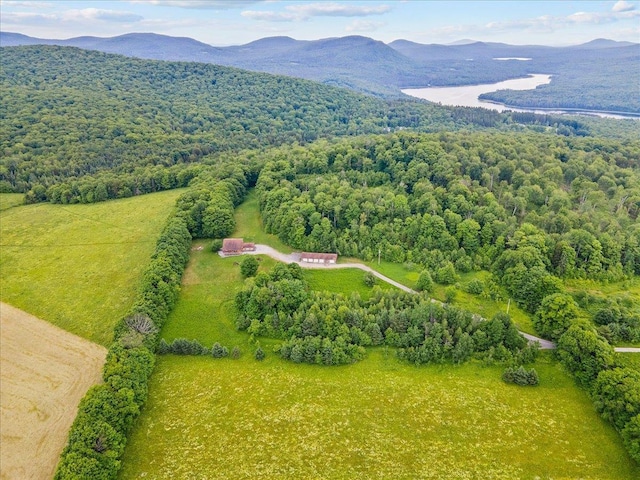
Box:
[402,74,552,111]
[402,75,637,119]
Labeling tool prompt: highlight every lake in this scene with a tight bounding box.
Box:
[402,75,636,119]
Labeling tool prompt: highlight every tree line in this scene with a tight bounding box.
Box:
[53,165,250,479]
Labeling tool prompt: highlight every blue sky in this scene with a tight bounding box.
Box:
[1,1,638,45]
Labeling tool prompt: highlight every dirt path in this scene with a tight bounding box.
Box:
[0,302,107,480]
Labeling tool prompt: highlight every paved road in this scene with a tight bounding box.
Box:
[229,245,639,352]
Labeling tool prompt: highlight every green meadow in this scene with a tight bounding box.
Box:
[121,348,638,479]
[0,193,25,211]
[0,190,184,345]
[121,214,638,478]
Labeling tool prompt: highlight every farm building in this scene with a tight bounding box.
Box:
[300,252,338,264]
[221,238,256,255]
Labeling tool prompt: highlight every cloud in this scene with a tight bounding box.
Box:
[65,8,143,23]
[129,0,264,9]
[346,20,385,32]
[242,2,391,22]
[0,1,53,7]
[612,1,636,12]
[1,8,143,25]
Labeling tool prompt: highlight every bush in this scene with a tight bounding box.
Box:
[231,346,241,359]
[240,256,259,278]
[502,366,539,386]
[255,346,265,361]
[465,279,484,295]
[212,342,229,358]
[363,271,376,287]
[210,239,223,252]
[435,262,457,285]
[444,286,457,303]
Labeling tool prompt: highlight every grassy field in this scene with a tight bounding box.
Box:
[120,351,638,479]
[231,190,294,253]
[0,193,24,211]
[303,268,393,300]
[161,241,278,348]
[0,190,184,345]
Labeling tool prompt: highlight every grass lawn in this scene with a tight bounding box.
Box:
[161,242,278,347]
[120,351,638,479]
[0,193,24,211]
[0,190,184,345]
[231,190,294,253]
[303,268,393,300]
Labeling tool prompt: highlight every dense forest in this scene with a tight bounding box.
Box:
[255,132,640,339]
[2,45,628,199]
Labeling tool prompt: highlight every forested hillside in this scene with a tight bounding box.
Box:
[1,45,604,200]
[0,45,448,194]
[3,32,637,112]
[255,132,640,332]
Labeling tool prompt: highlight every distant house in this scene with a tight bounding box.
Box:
[300,252,338,264]
[222,238,256,255]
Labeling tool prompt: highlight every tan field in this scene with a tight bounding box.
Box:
[0,303,107,480]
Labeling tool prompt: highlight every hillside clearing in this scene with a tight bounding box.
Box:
[0,303,107,480]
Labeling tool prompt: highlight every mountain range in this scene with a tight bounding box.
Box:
[2,31,637,99]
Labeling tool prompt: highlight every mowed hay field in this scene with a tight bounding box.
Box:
[0,190,184,346]
[120,239,639,479]
[0,303,107,480]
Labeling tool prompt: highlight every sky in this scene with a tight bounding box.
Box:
[1,0,639,46]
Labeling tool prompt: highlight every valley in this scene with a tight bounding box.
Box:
[0,16,639,479]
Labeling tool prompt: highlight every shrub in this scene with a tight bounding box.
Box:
[212,342,229,358]
[502,366,539,386]
[444,286,457,303]
[465,279,484,295]
[363,271,376,287]
[169,338,209,355]
[435,262,457,285]
[255,346,265,361]
[231,346,241,359]
[210,239,223,252]
[240,256,259,278]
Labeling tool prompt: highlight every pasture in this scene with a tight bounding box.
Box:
[120,351,638,479]
[0,303,106,479]
[0,189,184,345]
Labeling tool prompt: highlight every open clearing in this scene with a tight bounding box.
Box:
[120,353,638,479]
[0,302,107,480]
[0,189,184,345]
